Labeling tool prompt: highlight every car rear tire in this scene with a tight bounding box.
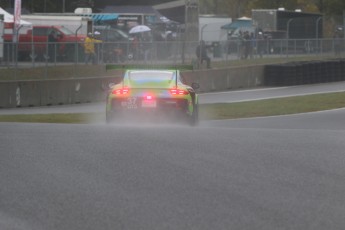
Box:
[106,111,114,123]
[189,104,199,126]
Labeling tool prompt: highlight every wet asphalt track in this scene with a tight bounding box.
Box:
[1,82,345,230]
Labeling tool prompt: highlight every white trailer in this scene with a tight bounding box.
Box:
[199,15,232,44]
[21,15,92,35]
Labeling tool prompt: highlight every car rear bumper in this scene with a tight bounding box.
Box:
[110,97,189,112]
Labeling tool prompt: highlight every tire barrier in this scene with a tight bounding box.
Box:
[264,59,345,86]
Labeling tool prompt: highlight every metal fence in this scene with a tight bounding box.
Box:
[0,38,344,69]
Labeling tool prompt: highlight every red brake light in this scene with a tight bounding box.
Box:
[146,95,153,100]
[112,88,129,95]
[170,89,189,95]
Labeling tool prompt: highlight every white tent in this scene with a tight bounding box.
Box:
[0,7,31,26]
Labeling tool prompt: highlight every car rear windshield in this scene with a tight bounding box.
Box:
[129,71,174,81]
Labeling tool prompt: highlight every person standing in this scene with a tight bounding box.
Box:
[48,30,58,62]
[84,32,102,65]
[257,31,265,58]
[131,35,139,60]
[196,40,211,68]
[333,30,342,56]
[242,31,250,59]
[141,32,152,63]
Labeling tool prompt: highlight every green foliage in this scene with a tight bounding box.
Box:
[199,0,343,19]
[322,0,345,16]
[249,0,298,10]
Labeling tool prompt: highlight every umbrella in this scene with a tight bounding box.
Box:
[129,25,151,34]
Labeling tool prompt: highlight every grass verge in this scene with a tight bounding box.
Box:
[199,92,345,120]
[0,113,103,124]
[0,92,345,123]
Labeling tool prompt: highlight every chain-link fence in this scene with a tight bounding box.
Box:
[1,38,344,69]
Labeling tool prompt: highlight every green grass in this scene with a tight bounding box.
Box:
[199,92,345,120]
[1,92,345,123]
[0,113,103,124]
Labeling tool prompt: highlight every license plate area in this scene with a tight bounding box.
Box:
[121,97,138,109]
[141,99,157,108]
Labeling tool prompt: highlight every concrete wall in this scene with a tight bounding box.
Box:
[0,65,265,108]
[0,77,121,108]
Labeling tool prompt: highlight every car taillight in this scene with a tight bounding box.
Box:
[170,89,189,95]
[145,95,153,100]
[112,88,129,95]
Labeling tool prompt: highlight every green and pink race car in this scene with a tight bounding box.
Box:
[106,69,200,126]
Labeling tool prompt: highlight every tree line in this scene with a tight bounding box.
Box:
[199,0,344,19]
[199,0,344,37]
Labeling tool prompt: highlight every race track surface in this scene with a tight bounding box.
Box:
[1,82,345,230]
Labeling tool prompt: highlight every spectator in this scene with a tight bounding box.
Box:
[249,32,255,59]
[84,32,102,65]
[131,35,140,60]
[141,32,152,63]
[196,40,211,68]
[242,31,250,59]
[257,32,264,58]
[238,30,244,59]
[48,30,58,62]
[334,31,342,56]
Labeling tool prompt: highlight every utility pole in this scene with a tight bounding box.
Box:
[319,0,323,13]
[343,10,345,39]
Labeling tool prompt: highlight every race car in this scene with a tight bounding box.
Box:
[106,69,200,126]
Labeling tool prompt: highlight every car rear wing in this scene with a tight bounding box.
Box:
[106,64,194,72]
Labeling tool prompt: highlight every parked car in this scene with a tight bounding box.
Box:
[94,26,131,63]
[4,25,86,61]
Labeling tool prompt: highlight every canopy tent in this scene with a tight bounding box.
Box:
[221,17,252,30]
[153,0,186,24]
[0,7,31,26]
[102,5,173,24]
[77,13,119,23]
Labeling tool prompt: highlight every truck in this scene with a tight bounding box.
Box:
[252,9,323,53]
[199,15,232,43]
[21,15,92,35]
[3,25,86,61]
[199,15,232,58]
